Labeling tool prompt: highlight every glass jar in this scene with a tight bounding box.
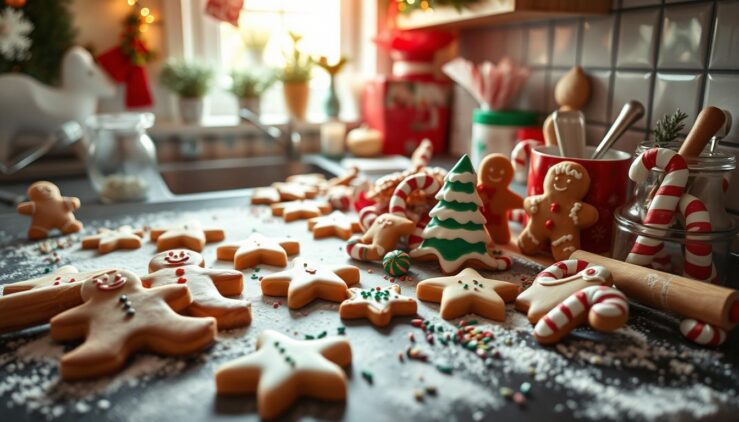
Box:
[469,109,536,170]
[613,141,738,285]
[86,113,157,203]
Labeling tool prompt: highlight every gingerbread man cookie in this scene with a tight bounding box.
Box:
[142,264,249,329]
[50,270,217,379]
[345,213,415,262]
[518,161,598,261]
[340,284,417,327]
[148,249,205,272]
[81,226,145,254]
[216,330,352,419]
[271,200,332,222]
[259,258,360,309]
[476,154,523,245]
[16,181,83,240]
[308,211,362,240]
[150,221,225,252]
[216,233,299,270]
[515,259,612,324]
[416,268,519,321]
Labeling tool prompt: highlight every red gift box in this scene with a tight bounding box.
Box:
[361,76,451,156]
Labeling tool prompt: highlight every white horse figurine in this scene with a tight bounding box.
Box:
[0,46,115,168]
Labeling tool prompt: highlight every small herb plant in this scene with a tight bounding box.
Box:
[230,69,276,98]
[160,60,214,98]
[276,32,312,83]
[652,109,688,147]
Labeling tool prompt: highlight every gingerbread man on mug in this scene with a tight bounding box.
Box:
[477,154,523,244]
[518,161,597,261]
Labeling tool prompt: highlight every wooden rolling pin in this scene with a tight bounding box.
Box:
[572,250,739,331]
[678,106,726,158]
[0,283,83,334]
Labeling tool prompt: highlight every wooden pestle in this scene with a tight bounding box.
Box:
[543,66,591,146]
[571,250,739,331]
[0,283,83,334]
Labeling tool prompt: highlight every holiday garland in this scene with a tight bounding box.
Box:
[0,0,77,84]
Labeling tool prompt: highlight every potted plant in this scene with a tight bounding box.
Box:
[276,32,312,121]
[160,60,214,124]
[315,55,348,119]
[230,69,275,117]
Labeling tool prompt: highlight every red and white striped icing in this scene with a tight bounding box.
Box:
[508,208,527,226]
[680,318,726,346]
[535,259,611,286]
[388,173,441,218]
[534,285,628,341]
[678,193,718,283]
[626,148,689,267]
[408,214,430,250]
[358,204,387,231]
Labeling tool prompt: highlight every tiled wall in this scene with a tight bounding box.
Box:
[453,0,739,212]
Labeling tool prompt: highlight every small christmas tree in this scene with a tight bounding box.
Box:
[411,155,511,274]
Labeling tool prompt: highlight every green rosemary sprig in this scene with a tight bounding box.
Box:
[652,109,688,147]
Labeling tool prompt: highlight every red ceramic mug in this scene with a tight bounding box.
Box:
[527,146,632,254]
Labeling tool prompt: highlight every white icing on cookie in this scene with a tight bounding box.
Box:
[569,202,582,225]
[529,197,543,214]
[553,164,583,180]
[446,172,477,184]
[421,225,490,245]
[526,231,541,245]
[429,208,486,225]
[435,188,483,206]
[551,234,574,247]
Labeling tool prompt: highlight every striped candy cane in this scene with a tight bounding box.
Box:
[680,318,726,346]
[388,172,441,217]
[535,259,612,286]
[679,193,718,283]
[411,139,433,169]
[626,148,689,267]
[408,214,430,250]
[534,285,629,344]
[510,139,541,183]
[358,204,387,231]
[508,208,527,226]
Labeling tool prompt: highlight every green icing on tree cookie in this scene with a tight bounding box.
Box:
[420,238,488,261]
[435,199,478,212]
[425,218,484,231]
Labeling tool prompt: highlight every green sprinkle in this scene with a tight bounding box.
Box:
[317,331,327,339]
[44,268,51,273]
[467,319,478,325]
[304,335,315,340]
[254,267,261,272]
[361,370,373,384]
[337,326,346,335]
[435,364,453,374]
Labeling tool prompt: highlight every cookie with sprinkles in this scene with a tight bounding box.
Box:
[50,269,217,380]
[340,285,417,327]
[215,330,351,419]
[416,268,519,321]
[382,250,411,276]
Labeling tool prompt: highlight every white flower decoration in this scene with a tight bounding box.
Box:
[0,8,33,61]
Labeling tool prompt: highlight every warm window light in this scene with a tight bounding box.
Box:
[140,7,150,16]
[127,0,136,5]
[145,15,154,24]
[140,24,148,32]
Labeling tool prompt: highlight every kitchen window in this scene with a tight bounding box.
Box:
[163,0,374,124]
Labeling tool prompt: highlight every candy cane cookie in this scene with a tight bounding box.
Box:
[511,139,541,183]
[626,148,688,267]
[388,172,442,217]
[516,259,613,323]
[678,193,718,283]
[679,318,727,346]
[534,285,629,345]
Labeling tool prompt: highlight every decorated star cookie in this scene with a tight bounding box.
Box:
[516,259,612,324]
[148,249,205,273]
[340,285,417,327]
[216,233,299,270]
[251,187,281,205]
[259,258,360,308]
[272,182,319,201]
[50,269,217,380]
[142,265,249,329]
[416,268,519,321]
[0,266,106,334]
[216,330,352,419]
[81,226,145,254]
[150,220,225,252]
[286,173,327,188]
[271,200,331,222]
[308,211,362,240]
[16,181,83,240]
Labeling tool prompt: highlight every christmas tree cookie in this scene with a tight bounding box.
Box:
[410,155,512,274]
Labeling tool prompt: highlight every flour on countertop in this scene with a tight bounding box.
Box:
[0,205,737,421]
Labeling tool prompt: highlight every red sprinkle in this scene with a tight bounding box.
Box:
[176,268,185,276]
[177,277,187,284]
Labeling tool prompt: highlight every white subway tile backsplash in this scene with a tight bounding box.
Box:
[704,73,739,145]
[582,15,615,68]
[552,21,580,67]
[585,125,606,146]
[514,69,549,114]
[709,0,739,69]
[658,2,711,69]
[527,25,551,66]
[612,71,652,129]
[616,9,659,68]
[582,69,612,124]
[652,72,703,132]
[613,129,647,155]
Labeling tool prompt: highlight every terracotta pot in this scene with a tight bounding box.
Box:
[283,81,309,121]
